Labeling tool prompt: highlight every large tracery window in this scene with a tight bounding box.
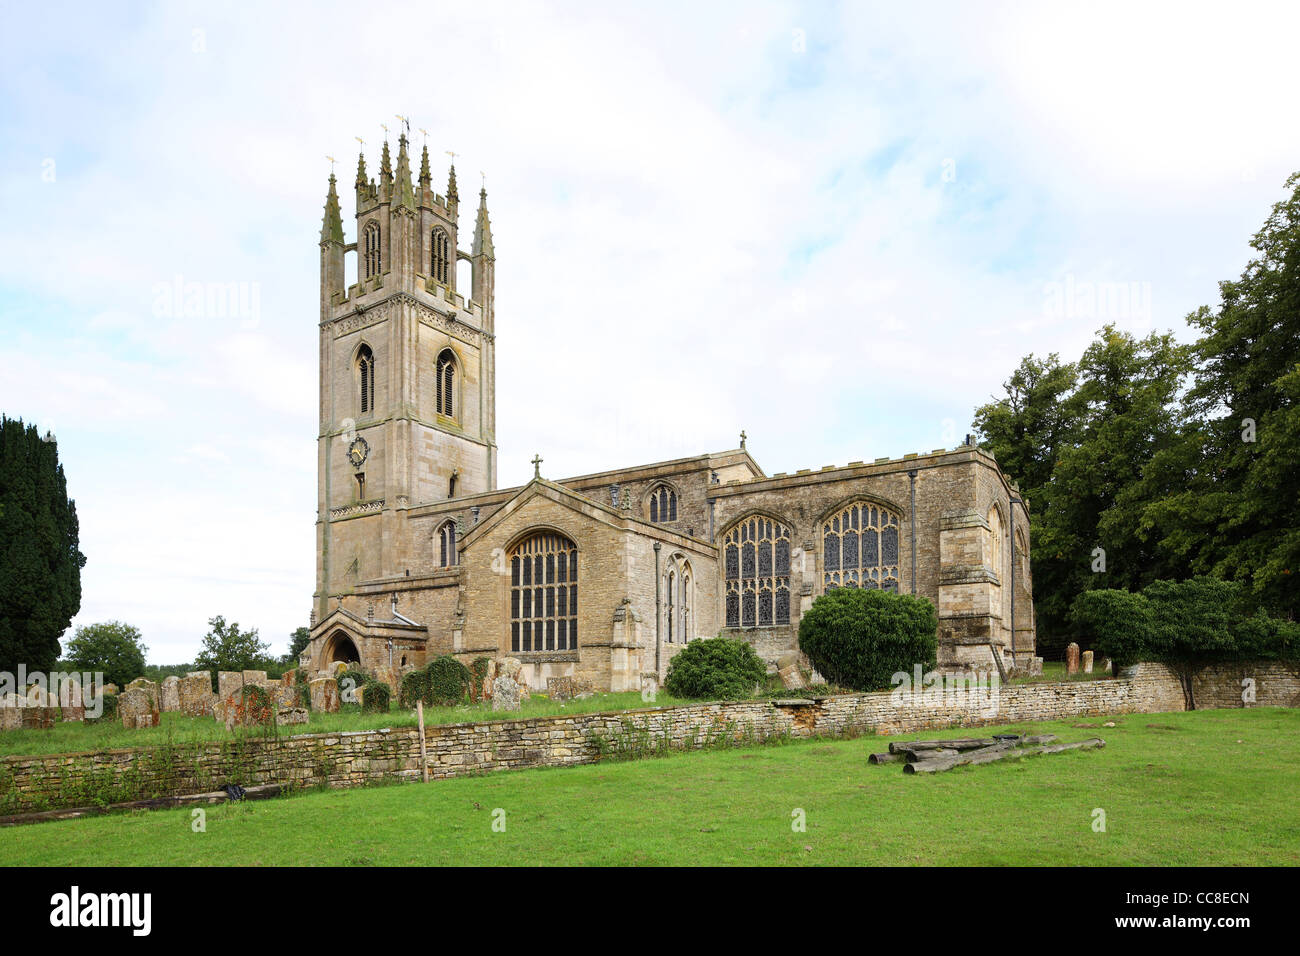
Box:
[724,516,791,628]
[431,227,450,284]
[437,519,457,568]
[436,349,456,418]
[357,345,375,415]
[822,502,901,592]
[363,220,381,278]
[510,532,578,653]
[649,484,678,523]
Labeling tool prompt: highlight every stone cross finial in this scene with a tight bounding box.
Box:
[531,454,543,479]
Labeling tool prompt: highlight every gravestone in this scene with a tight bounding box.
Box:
[125,678,160,713]
[119,687,160,729]
[178,673,215,717]
[1081,650,1094,674]
[0,693,23,730]
[1065,643,1081,675]
[548,676,575,701]
[276,707,309,726]
[777,652,807,690]
[309,677,340,713]
[58,678,85,722]
[103,683,119,696]
[217,671,243,702]
[491,675,521,712]
[21,707,56,730]
[26,684,50,707]
[160,676,181,712]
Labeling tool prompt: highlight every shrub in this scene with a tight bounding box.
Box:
[399,669,430,709]
[797,587,938,692]
[425,656,471,706]
[664,636,767,700]
[86,691,117,724]
[468,657,491,701]
[1071,588,1155,671]
[361,680,391,713]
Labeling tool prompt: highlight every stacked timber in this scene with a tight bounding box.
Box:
[866,734,1105,774]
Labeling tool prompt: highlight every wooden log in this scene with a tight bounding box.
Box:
[905,748,959,763]
[904,737,1104,774]
[889,738,996,754]
[868,752,903,764]
[1020,734,1058,746]
[1029,737,1104,756]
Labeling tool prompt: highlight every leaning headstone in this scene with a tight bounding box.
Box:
[491,675,521,712]
[309,677,340,713]
[179,673,215,717]
[499,657,522,680]
[21,707,56,730]
[26,684,50,707]
[1081,650,1094,674]
[1065,642,1081,675]
[119,687,160,729]
[241,670,268,686]
[777,652,807,690]
[1029,656,1044,676]
[160,676,181,712]
[548,676,575,701]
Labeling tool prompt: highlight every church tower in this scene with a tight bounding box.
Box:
[314,129,497,620]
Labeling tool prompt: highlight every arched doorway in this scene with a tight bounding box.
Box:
[324,630,361,666]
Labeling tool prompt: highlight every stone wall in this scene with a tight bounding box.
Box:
[3,662,1294,816]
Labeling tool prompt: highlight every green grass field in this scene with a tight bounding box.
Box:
[3,707,1296,866]
[0,690,688,757]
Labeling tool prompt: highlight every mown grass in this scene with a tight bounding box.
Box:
[0,690,687,757]
[3,707,1295,866]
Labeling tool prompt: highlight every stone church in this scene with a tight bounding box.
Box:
[305,130,1037,692]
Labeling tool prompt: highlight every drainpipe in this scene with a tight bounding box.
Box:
[908,470,918,594]
[653,541,662,675]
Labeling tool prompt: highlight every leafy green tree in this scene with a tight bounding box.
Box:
[64,621,148,688]
[664,636,767,700]
[1140,172,1300,616]
[0,417,85,674]
[285,626,312,664]
[193,615,272,673]
[797,587,937,692]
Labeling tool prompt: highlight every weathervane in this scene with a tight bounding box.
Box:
[325,155,336,173]
[395,114,410,135]
[446,149,459,163]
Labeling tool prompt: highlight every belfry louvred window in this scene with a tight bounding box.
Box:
[822,502,901,592]
[431,227,450,284]
[363,220,381,278]
[357,345,375,414]
[723,516,791,628]
[436,349,455,418]
[509,532,578,653]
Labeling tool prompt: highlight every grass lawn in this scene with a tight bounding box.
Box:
[3,707,1296,866]
[0,690,688,758]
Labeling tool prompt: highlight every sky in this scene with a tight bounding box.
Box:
[1,0,1297,663]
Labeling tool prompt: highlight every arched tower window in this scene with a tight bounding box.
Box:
[437,520,457,568]
[362,220,381,278]
[510,531,578,653]
[648,484,678,523]
[724,516,791,628]
[357,345,375,415]
[436,349,456,418]
[822,501,901,592]
[431,227,450,284]
[987,506,1004,580]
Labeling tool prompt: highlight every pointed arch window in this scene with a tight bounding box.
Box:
[822,501,901,592]
[510,531,578,653]
[363,220,381,278]
[724,516,791,628]
[663,555,693,643]
[436,349,456,418]
[357,345,375,415]
[431,227,450,284]
[648,484,678,523]
[438,520,457,568]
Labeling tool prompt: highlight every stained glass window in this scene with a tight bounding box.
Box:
[648,484,678,523]
[723,516,791,627]
[509,532,578,652]
[823,502,901,592]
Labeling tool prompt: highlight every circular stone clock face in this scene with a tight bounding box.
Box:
[348,437,369,468]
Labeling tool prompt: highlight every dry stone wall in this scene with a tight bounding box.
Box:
[1,662,1294,816]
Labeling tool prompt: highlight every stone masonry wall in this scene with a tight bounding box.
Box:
[2,662,1294,816]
